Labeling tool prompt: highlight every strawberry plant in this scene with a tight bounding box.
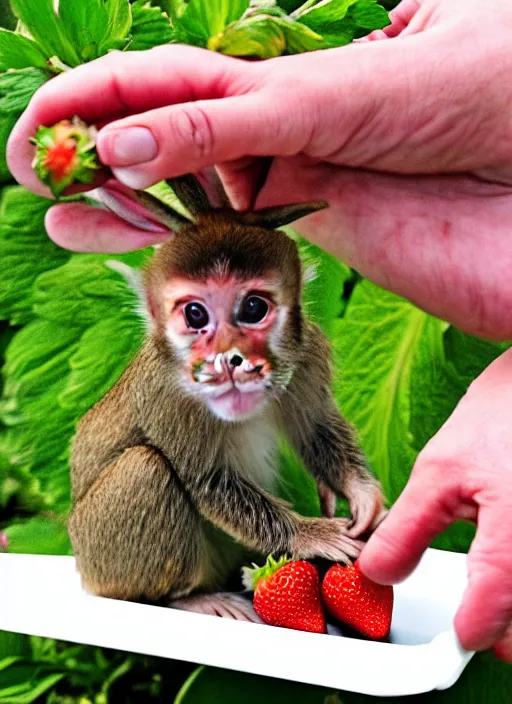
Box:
[0,1,510,703]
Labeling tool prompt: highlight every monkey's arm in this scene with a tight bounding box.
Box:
[282,323,386,536]
[179,464,362,563]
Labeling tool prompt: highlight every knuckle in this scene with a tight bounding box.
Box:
[171,104,215,162]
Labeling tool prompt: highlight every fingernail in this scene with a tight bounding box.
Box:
[111,166,152,191]
[101,127,157,166]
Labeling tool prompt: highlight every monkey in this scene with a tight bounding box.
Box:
[68,171,386,621]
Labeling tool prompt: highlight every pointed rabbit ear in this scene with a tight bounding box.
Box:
[238,201,329,229]
[166,167,231,214]
[89,181,190,234]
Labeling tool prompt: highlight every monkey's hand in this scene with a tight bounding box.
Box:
[292,517,364,564]
[343,477,387,538]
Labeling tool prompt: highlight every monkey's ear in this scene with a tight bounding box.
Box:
[238,201,329,229]
[166,167,231,215]
[89,181,191,233]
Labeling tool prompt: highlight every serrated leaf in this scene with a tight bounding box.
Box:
[4,516,71,555]
[0,28,48,71]
[300,0,389,47]
[10,0,82,67]
[178,0,250,47]
[129,0,175,51]
[0,67,50,113]
[0,187,70,325]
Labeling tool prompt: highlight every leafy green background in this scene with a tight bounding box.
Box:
[0,0,510,702]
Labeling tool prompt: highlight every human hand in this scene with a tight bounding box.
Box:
[359,347,512,662]
[7,0,512,337]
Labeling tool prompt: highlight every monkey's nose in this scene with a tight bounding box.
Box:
[230,354,243,367]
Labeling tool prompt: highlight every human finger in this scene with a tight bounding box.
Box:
[7,45,258,197]
[44,202,171,253]
[454,506,512,652]
[358,462,458,584]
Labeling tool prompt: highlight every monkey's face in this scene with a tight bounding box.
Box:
[161,273,297,422]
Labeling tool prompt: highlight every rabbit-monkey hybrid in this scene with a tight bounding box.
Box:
[69,172,385,620]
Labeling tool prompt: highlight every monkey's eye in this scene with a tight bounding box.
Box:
[184,302,209,330]
[238,295,269,325]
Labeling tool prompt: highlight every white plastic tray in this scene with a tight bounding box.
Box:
[0,548,474,697]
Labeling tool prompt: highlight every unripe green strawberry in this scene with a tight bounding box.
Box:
[30,117,100,197]
[242,555,326,634]
[322,560,394,639]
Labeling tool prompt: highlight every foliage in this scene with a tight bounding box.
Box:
[0,1,510,703]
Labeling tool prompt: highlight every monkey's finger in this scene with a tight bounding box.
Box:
[346,486,386,538]
[358,464,458,585]
[317,482,337,518]
[44,202,171,253]
[454,506,512,652]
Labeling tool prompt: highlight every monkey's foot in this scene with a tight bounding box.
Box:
[169,592,263,623]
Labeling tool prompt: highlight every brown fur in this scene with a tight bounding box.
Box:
[69,204,384,606]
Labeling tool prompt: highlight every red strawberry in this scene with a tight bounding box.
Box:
[322,560,393,639]
[242,555,326,634]
[30,117,100,197]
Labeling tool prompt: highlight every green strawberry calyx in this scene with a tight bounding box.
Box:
[241,554,291,592]
[30,116,101,197]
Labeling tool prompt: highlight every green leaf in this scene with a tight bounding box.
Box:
[10,0,82,67]
[0,251,150,512]
[210,14,287,57]
[295,233,350,339]
[0,67,50,114]
[129,0,175,51]
[0,28,48,71]
[0,113,17,182]
[178,0,250,47]
[58,0,132,62]
[300,0,389,47]
[333,280,440,501]
[32,254,145,326]
[175,666,329,704]
[0,634,30,661]
[0,187,70,325]
[0,3,17,31]
[351,0,390,32]
[103,0,132,49]
[4,516,71,555]
[0,661,64,703]
[59,313,145,415]
[58,0,110,62]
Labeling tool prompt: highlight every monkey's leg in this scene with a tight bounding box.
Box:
[69,446,208,602]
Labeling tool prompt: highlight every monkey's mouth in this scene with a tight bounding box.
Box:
[205,384,268,422]
[188,354,269,420]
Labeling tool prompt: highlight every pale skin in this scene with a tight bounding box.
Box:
[6,0,512,660]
